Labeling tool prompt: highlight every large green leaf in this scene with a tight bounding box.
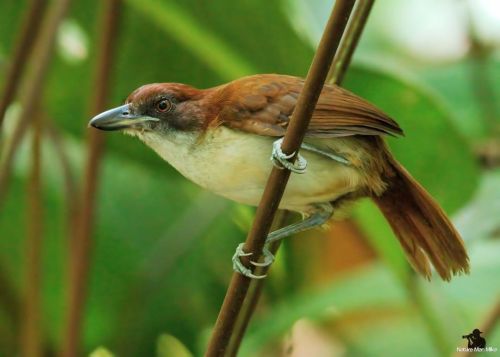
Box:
[345,65,479,213]
[417,59,500,140]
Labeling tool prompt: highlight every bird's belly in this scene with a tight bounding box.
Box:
[144,127,364,213]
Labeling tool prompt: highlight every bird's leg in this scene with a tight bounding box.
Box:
[232,203,333,279]
[266,203,334,243]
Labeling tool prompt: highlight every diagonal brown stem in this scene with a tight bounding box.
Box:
[0,0,71,213]
[205,1,356,356]
[222,2,377,355]
[0,0,48,131]
[328,0,375,85]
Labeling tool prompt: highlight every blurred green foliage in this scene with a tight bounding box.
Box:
[0,0,499,356]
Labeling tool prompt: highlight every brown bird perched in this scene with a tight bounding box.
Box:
[89,74,469,281]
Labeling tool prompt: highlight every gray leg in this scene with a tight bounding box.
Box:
[232,203,333,279]
[266,202,334,244]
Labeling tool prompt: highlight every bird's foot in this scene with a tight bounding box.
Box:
[271,138,307,174]
[232,243,275,279]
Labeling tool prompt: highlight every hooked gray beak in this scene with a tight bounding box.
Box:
[89,104,159,131]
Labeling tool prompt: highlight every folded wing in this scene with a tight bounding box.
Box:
[216,74,403,138]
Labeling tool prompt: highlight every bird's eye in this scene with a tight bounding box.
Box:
[156,99,172,112]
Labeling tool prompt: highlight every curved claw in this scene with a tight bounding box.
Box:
[250,246,275,267]
[271,138,307,174]
[232,243,270,279]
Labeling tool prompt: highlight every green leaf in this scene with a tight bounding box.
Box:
[454,169,500,242]
[241,265,407,356]
[157,334,193,357]
[345,65,480,213]
[89,347,115,357]
[417,59,500,140]
[123,0,255,80]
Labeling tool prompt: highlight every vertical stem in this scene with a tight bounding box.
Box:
[0,0,71,353]
[21,108,44,357]
[0,0,48,131]
[61,1,121,356]
[0,267,19,355]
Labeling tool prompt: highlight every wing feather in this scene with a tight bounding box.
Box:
[216,74,403,138]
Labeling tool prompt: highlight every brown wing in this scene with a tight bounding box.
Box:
[215,74,403,137]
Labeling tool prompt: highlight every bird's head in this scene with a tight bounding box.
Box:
[89,83,210,137]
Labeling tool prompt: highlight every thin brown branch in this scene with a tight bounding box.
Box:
[225,212,288,357]
[205,1,356,356]
[61,1,122,356]
[0,0,48,131]
[222,3,376,354]
[0,0,71,212]
[20,106,44,357]
[221,2,376,355]
[328,0,374,85]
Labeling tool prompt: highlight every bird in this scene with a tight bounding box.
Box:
[89,73,469,281]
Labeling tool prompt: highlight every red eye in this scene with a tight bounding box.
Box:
[156,99,171,112]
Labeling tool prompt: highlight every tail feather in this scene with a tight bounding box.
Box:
[372,155,469,281]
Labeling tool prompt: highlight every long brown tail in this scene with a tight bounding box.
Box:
[372,155,469,281]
